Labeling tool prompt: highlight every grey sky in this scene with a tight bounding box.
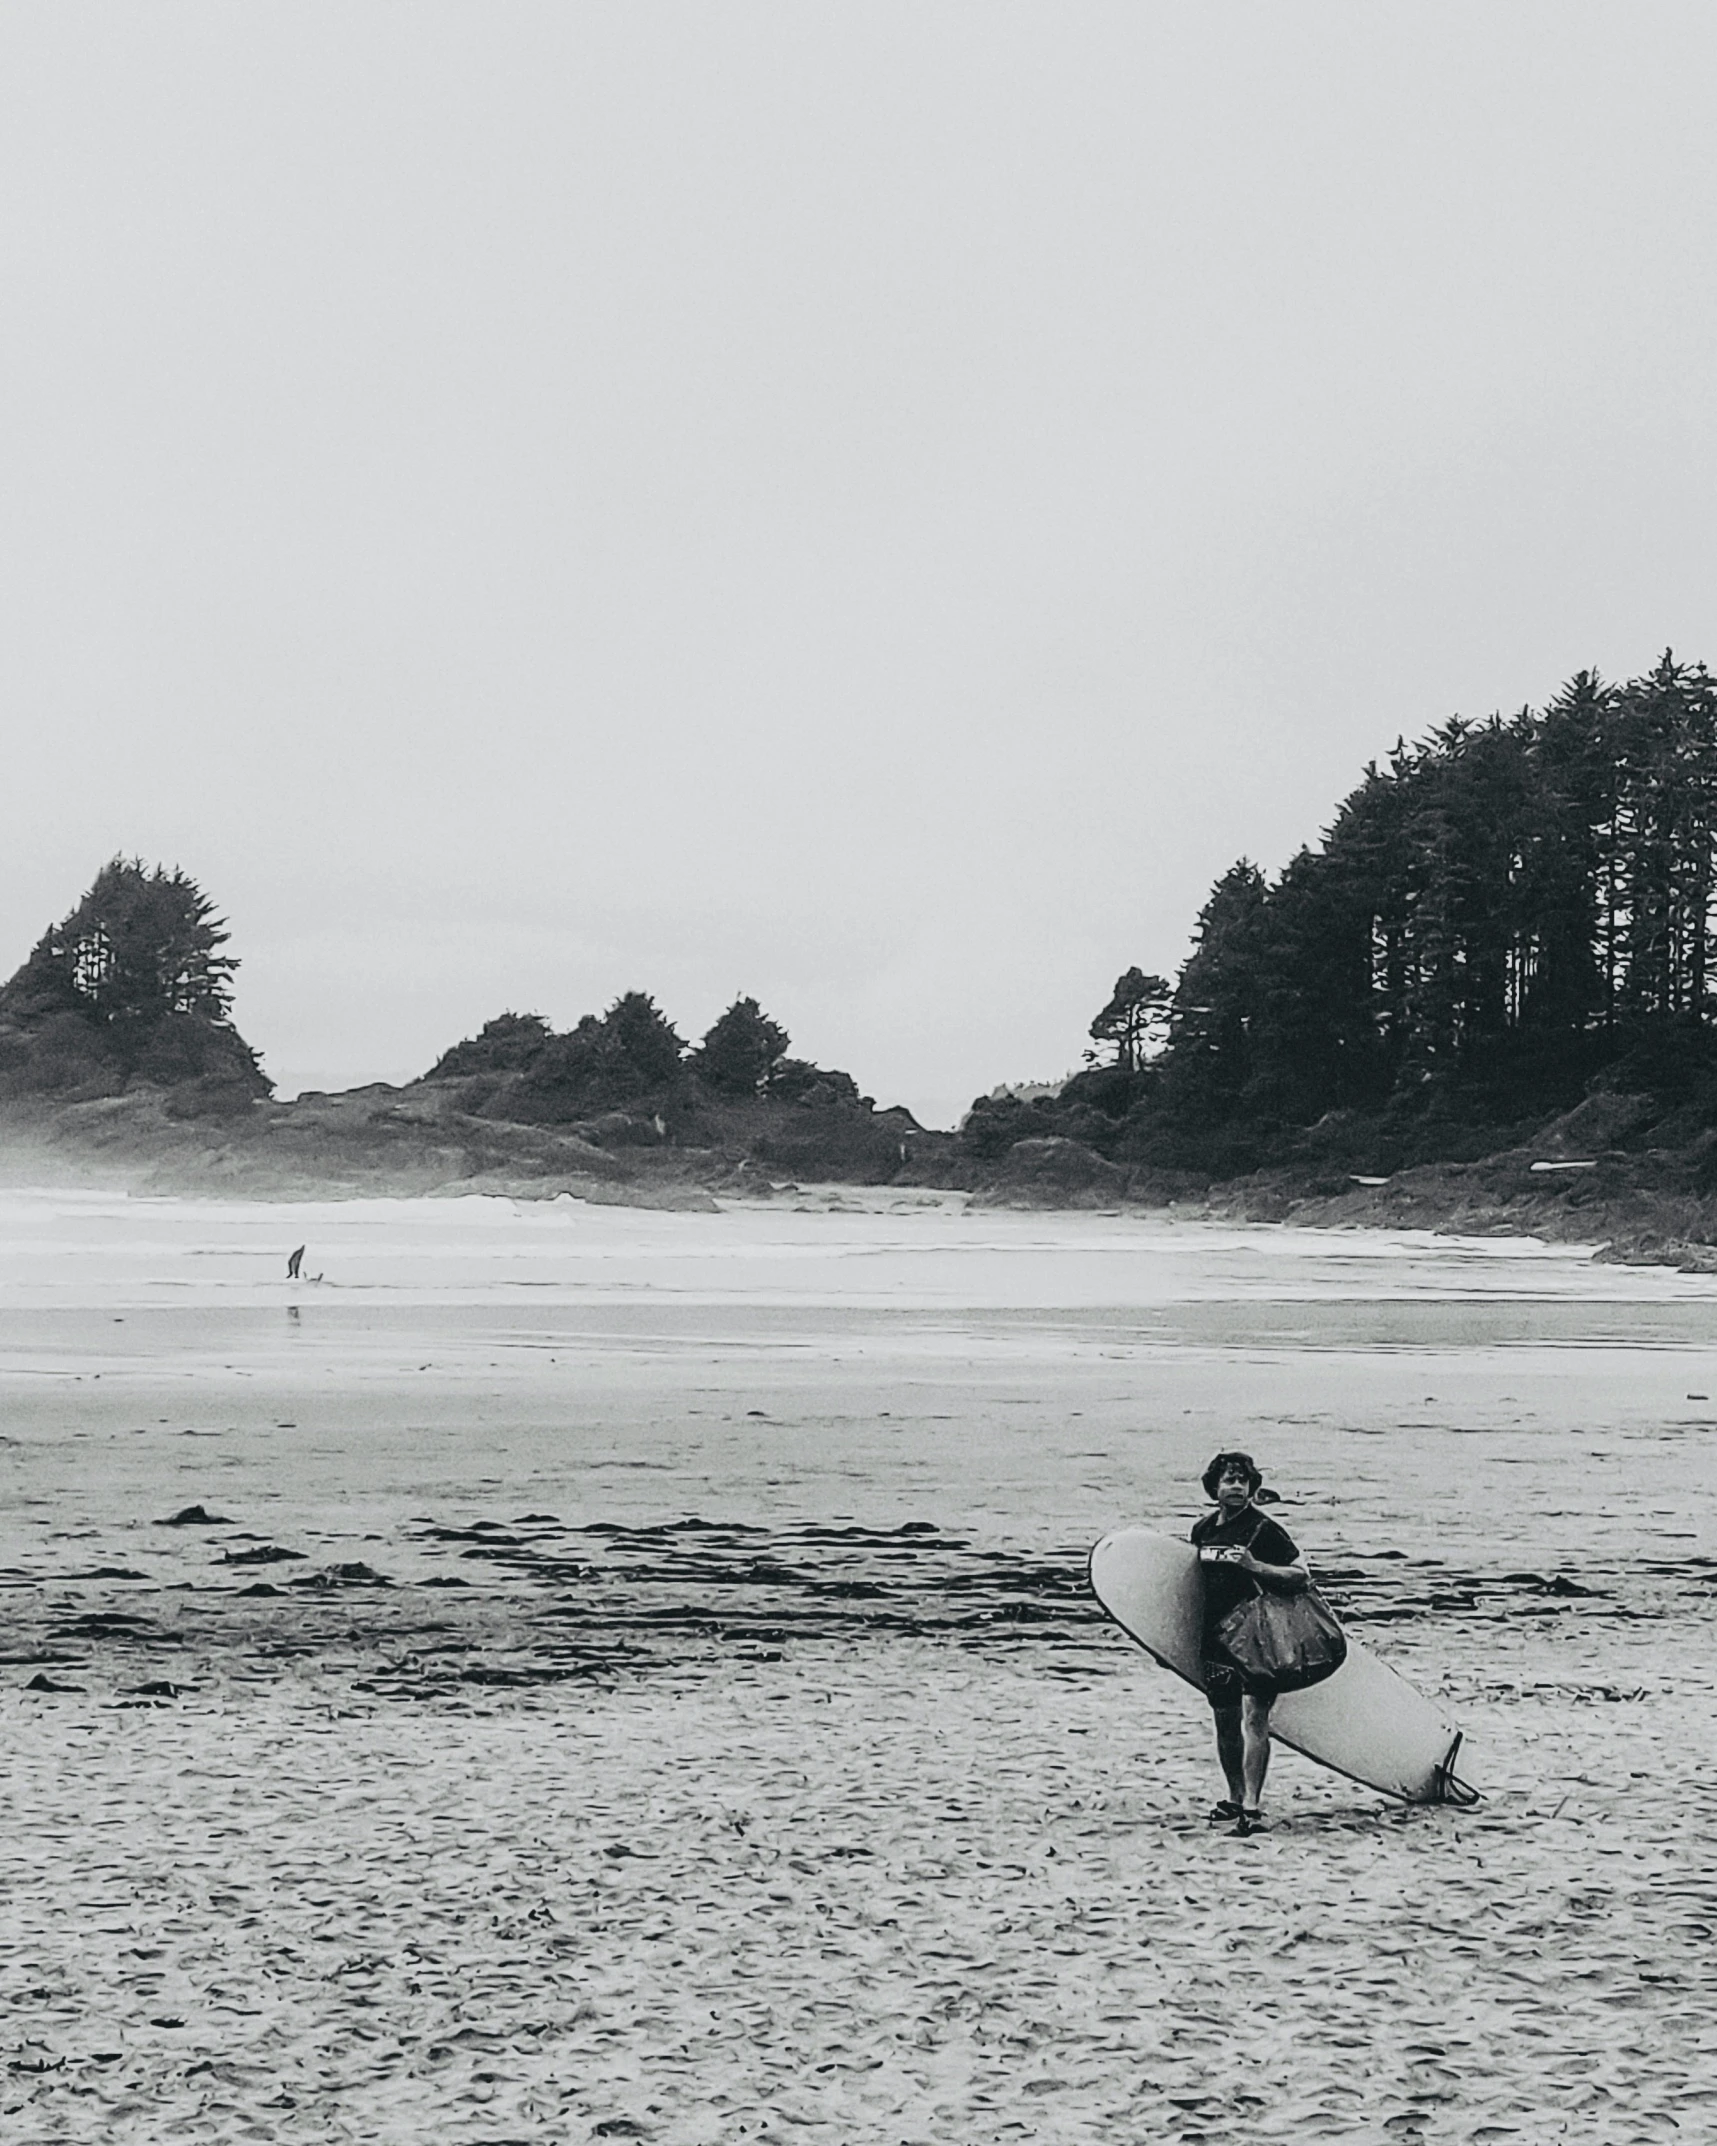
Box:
[4,5,1716,1127]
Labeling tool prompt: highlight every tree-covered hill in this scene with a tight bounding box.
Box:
[964,655,1717,1212]
[24,701,1717,1263]
[412,990,925,1184]
[0,886,936,1198]
[0,860,270,1114]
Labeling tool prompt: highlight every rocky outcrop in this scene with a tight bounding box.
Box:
[977,1136,1126,1207]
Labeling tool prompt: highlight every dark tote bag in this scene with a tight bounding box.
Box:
[1216,1575,1348,1692]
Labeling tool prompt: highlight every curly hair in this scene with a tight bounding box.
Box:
[1201,1450,1263,1500]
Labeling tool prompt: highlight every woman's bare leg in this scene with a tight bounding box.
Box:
[1212,1705,1246,1806]
[1240,1693,1273,1810]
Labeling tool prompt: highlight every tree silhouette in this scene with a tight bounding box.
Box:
[0,859,267,1096]
[697,997,791,1095]
[6,859,238,1030]
[1163,863,1269,1116]
[603,992,686,1087]
[1087,968,1171,1075]
[1132,656,1717,1139]
[427,1011,552,1079]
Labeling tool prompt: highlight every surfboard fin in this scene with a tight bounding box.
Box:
[1432,1730,1480,1807]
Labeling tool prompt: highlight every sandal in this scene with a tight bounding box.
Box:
[1232,1808,1267,1836]
[1207,1800,1244,1823]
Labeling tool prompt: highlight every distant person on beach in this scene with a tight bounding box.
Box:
[287,1245,305,1280]
[1192,1450,1309,1836]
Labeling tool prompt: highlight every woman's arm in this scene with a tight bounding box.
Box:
[1236,1550,1309,1593]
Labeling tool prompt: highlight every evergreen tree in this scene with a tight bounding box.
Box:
[427,1011,552,1079]
[602,992,686,1086]
[1246,843,1382,1117]
[4,859,239,1033]
[1141,658,1717,1135]
[1163,863,1269,1116]
[1523,671,1615,1045]
[0,859,267,1096]
[696,997,791,1095]
[537,1015,637,1102]
[1610,654,1717,1022]
[1397,715,1537,1073]
[1087,968,1171,1075]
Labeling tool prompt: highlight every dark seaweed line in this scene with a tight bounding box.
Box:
[9,1519,1709,1703]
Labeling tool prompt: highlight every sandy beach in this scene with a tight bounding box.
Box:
[3,1188,1715,2142]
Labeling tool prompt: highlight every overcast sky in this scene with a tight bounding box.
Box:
[5,5,1717,1127]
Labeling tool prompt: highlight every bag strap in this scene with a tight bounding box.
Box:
[1207,1506,1272,1596]
[1240,1506,1277,1596]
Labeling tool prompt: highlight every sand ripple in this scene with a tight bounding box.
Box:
[3,1552,1714,2141]
[4,1201,1715,2138]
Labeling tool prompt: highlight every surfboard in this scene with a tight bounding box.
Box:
[1089,1526,1477,1805]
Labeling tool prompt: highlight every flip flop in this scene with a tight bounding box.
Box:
[1207,1800,1243,1823]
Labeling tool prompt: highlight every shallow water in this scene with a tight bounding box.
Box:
[2,1189,1715,2140]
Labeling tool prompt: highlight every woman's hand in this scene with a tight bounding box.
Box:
[1200,1546,1308,1591]
[1247,1554,1310,1592]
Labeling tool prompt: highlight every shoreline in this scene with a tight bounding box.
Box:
[7,1080,1717,1272]
[3,1194,1713,2141]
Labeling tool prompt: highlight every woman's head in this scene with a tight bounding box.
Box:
[1202,1450,1263,1503]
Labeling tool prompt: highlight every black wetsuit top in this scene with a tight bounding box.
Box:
[1190,1505,1300,1644]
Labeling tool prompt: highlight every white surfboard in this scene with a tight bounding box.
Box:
[1089,1526,1477,1805]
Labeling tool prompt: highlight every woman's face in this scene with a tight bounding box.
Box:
[1216,1465,1254,1509]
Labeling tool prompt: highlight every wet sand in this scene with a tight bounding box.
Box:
[2,1190,1715,2140]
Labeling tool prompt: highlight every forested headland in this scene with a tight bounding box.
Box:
[0,864,927,1201]
[13,660,1717,1260]
[960,654,1717,1256]
[0,860,270,1113]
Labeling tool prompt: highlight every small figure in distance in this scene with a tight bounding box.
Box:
[286,1245,305,1281]
[1192,1450,1309,1837]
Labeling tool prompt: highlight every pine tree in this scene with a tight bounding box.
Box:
[1610,654,1717,1022]
[602,992,686,1086]
[427,1011,552,1079]
[1163,863,1269,1116]
[0,859,267,1096]
[1525,671,1615,1047]
[696,998,791,1096]
[1087,968,1171,1075]
[4,859,239,1032]
[1143,660,1717,1130]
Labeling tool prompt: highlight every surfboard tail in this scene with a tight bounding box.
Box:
[1431,1729,1481,1807]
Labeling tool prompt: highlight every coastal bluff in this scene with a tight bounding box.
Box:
[8,855,1717,1264]
[6,1065,1717,1275]
[0,1066,940,1211]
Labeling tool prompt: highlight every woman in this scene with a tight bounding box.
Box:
[1192,1450,1309,1836]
